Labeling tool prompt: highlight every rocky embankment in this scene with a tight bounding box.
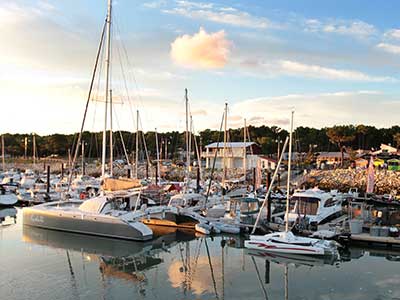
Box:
[301,169,400,195]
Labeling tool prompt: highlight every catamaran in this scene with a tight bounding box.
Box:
[23,0,154,241]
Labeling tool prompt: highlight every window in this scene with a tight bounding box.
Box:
[324,198,336,207]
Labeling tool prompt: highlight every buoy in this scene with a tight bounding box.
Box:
[79,193,86,200]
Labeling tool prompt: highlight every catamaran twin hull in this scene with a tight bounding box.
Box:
[23,202,152,241]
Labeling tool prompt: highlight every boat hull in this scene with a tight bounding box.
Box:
[244,239,326,255]
[23,204,152,241]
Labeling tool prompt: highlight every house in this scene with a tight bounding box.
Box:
[258,156,278,170]
[203,142,261,169]
[372,144,398,156]
[316,152,349,167]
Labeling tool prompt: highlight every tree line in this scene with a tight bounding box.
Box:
[2,125,400,160]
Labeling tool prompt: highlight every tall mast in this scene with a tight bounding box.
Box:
[32,133,36,167]
[243,118,246,180]
[1,135,5,171]
[155,128,160,185]
[185,89,189,177]
[135,110,139,179]
[81,140,85,176]
[222,102,228,188]
[101,0,112,178]
[285,110,294,232]
[109,89,113,176]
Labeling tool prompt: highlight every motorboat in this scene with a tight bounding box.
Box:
[244,231,338,256]
[0,185,18,206]
[287,188,343,225]
[245,111,339,257]
[23,191,153,241]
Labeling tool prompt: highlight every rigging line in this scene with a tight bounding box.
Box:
[251,256,269,300]
[139,113,152,171]
[112,104,131,166]
[205,238,220,300]
[205,111,225,206]
[67,20,106,192]
[114,23,137,137]
[115,14,149,125]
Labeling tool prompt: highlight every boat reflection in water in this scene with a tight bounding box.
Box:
[0,207,17,225]
[22,225,197,296]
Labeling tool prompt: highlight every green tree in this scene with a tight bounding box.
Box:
[326,125,356,166]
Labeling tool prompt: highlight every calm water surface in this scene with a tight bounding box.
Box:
[1,208,400,300]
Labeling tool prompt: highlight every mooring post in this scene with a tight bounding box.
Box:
[46,165,50,193]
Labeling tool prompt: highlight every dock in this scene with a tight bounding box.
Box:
[349,234,400,247]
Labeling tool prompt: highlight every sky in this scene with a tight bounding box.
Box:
[1,0,400,134]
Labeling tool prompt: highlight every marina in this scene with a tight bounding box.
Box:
[2,209,400,299]
[2,0,400,299]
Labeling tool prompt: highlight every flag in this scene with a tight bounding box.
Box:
[366,156,375,193]
[255,159,262,189]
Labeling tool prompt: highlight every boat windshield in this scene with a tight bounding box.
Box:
[291,196,319,215]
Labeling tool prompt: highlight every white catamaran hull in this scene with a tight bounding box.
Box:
[23,201,152,241]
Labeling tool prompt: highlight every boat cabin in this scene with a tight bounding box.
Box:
[287,188,342,224]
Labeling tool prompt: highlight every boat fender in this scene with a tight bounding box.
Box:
[79,192,86,200]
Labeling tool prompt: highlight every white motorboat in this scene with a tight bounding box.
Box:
[287,188,343,225]
[0,185,18,206]
[245,111,339,257]
[244,231,337,256]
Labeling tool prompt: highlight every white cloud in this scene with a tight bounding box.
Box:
[384,28,400,40]
[170,27,231,68]
[377,42,400,54]
[162,1,273,29]
[232,91,398,129]
[240,59,394,82]
[305,19,376,38]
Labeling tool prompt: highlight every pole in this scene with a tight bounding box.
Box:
[46,165,50,193]
[222,102,228,188]
[135,110,139,179]
[243,118,247,180]
[101,0,112,178]
[285,110,294,233]
[251,136,289,234]
[109,89,113,177]
[61,163,64,179]
[32,133,36,167]
[1,135,5,171]
[81,141,85,176]
[185,89,190,190]
[155,128,160,185]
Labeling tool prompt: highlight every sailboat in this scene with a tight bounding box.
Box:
[22,0,153,241]
[244,111,338,256]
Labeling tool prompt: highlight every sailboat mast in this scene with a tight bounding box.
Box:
[243,118,246,180]
[101,0,112,178]
[285,110,294,232]
[135,110,139,179]
[155,128,160,185]
[1,135,5,171]
[109,89,113,176]
[222,102,228,188]
[32,133,36,167]
[185,89,189,176]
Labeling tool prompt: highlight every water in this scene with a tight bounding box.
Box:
[1,209,400,300]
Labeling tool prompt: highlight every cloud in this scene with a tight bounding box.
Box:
[240,59,394,82]
[162,1,273,29]
[232,90,398,129]
[170,27,231,69]
[384,28,400,40]
[304,19,376,38]
[376,42,400,54]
